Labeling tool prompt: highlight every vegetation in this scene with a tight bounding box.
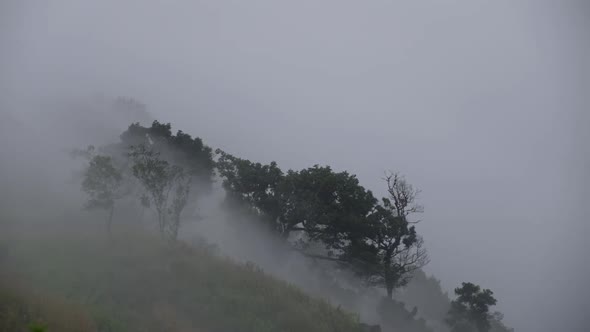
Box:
[82,155,123,237]
[0,224,364,332]
[446,282,499,332]
[5,114,513,332]
[216,150,428,298]
[344,172,429,298]
[129,144,191,241]
[0,272,97,332]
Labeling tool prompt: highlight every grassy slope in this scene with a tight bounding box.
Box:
[0,225,363,332]
[0,276,97,332]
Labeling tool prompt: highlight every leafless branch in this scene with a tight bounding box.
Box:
[383,171,424,218]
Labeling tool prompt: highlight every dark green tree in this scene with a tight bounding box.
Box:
[215,149,284,234]
[343,172,429,298]
[216,149,377,247]
[81,155,123,237]
[446,282,498,332]
[280,165,377,248]
[120,121,214,220]
[217,150,429,297]
[121,121,214,189]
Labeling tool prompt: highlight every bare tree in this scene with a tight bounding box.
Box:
[384,171,424,220]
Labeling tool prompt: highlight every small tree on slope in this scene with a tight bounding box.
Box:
[82,155,123,237]
[129,144,191,241]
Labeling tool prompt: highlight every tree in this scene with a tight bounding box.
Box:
[121,121,214,188]
[446,282,498,332]
[215,149,284,234]
[383,172,424,219]
[217,150,430,297]
[138,193,151,223]
[82,155,123,237]
[280,165,377,247]
[73,121,213,235]
[216,150,377,246]
[120,121,214,219]
[129,144,191,241]
[342,172,429,298]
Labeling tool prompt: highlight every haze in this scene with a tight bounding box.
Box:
[1,1,588,331]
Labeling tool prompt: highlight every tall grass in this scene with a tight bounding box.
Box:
[0,274,97,332]
[1,223,363,332]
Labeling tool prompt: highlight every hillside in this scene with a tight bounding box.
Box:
[0,222,365,332]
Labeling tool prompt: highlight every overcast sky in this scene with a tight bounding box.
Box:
[2,1,588,331]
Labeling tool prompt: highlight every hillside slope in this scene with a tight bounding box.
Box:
[0,223,365,332]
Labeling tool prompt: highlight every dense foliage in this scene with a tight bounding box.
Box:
[217,150,427,298]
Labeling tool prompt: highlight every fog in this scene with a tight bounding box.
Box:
[1,1,588,331]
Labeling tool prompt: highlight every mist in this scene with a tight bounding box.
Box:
[1,1,588,331]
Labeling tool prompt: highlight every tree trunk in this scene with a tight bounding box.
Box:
[107,205,115,239]
[386,285,393,299]
[171,219,179,242]
[156,208,165,237]
[139,207,145,224]
[384,251,394,299]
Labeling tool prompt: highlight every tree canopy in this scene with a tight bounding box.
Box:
[446,282,498,332]
[120,120,215,192]
[216,150,427,297]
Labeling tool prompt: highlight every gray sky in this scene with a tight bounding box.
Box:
[2,1,588,331]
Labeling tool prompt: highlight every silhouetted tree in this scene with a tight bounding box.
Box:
[280,165,377,248]
[215,149,285,233]
[343,172,428,298]
[446,282,498,332]
[216,150,377,246]
[217,150,429,297]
